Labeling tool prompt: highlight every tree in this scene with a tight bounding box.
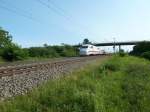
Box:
[0,27,12,48]
[119,49,126,57]
[141,51,150,60]
[130,41,150,56]
[0,27,28,61]
[1,44,28,61]
[83,38,91,44]
[43,43,48,48]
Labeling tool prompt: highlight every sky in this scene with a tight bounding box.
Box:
[0,0,150,49]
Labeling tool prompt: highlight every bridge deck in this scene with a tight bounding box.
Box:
[94,41,141,46]
[75,41,149,47]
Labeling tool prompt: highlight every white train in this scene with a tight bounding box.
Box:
[79,44,105,56]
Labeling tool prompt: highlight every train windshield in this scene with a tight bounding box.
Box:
[81,46,88,48]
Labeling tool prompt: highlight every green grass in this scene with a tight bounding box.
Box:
[0,57,5,64]
[0,56,150,112]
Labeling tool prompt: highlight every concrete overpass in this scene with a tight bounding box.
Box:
[75,41,149,52]
[93,41,144,46]
[92,41,140,52]
[93,41,149,52]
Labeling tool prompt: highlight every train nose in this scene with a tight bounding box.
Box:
[79,50,88,55]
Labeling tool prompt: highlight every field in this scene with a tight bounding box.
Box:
[0,55,150,112]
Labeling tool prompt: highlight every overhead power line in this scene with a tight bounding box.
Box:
[47,0,70,18]
[0,0,93,40]
[35,0,93,37]
[46,0,94,37]
[0,0,33,16]
[0,1,42,24]
[35,0,70,20]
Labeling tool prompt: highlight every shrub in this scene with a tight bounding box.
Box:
[141,51,150,60]
[28,47,59,58]
[0,27,29,61]
[122,62,150,112]
[130,41,150,56]
[119,49,126,57]
[102,61,120,72]
[61,45,77,57]
[0,27,78,61]
[1,44,28,61]
[103,63,117,71]
[27,45,78,58]
[124,63,150,78]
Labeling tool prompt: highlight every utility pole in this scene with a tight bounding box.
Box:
[113,37,116,53]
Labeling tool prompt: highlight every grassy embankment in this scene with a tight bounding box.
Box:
[0,56,150,112]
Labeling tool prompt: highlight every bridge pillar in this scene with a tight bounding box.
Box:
[119,45,121,52]
[113,45,116,53]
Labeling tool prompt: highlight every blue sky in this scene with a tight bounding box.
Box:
[0,0,150,48]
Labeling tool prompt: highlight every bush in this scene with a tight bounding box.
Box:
[1,44,28,61]
[130,41,150,56]
[103,63,118,71]
[118,49,126,57]
[141,51,150,60]
[0,27,78,61]
[27,45,78,58]
[60,45,77,57]
[101,58,120,72]
[122,63,150,112]
[0,27,29,61]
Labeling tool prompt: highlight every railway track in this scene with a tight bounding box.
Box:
[0,56,105,77]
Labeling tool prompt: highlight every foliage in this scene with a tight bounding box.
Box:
[0,27,12,48]
[28,47,58,58]
[0,27,78,62]
[1,56,150,112]
[130,41,150,56]
[119,49,126,57]
[27,44,78,58]
[58,44,78,57]
[101,56,120,71]
[1,44,28,61]
[83,38,91,44]
[141,51,150,60]
[0,27,29,61]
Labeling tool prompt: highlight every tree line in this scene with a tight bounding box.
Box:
[1,26,150,62]
[0,27,78,61]
[130,41,150,60]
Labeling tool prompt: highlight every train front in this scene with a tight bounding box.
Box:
[79,45,89,56]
